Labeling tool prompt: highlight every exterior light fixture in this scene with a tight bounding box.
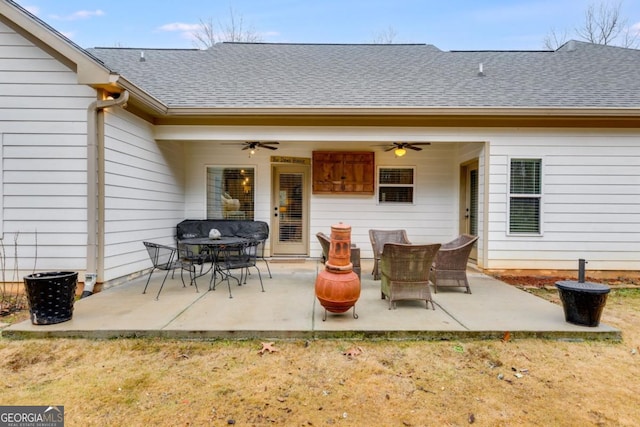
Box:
[394,147,407,157]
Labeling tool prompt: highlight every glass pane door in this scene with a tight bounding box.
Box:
[278,172,303,243]
[272,165,309,255]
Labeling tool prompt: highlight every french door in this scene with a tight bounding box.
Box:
[271,164,309,255]
[461,160,479,261]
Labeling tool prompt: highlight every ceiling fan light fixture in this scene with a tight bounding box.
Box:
[394,147,407,157]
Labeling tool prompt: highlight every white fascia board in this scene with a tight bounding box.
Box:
[116,77,168,114]
[154,125,479,142]
[164,106,640,117]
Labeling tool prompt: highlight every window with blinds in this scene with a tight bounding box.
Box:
[378,167,415,204]
[509,159,541,234]
[278,172,303,242]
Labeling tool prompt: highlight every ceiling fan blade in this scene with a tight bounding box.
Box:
[261,142,279,146]
[262,145,278,150]
[407,145,423,151]
[384,146,396,152]
[410,142,431,146]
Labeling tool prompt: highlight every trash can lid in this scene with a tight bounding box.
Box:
[555,280,610,294]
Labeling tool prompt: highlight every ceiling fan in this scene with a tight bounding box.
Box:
[241,141,279,152]
[221,141,279,156]
[242,141,280,150]
[383,142,431,157]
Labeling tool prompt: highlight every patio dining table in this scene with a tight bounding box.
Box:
[179,236,250,291]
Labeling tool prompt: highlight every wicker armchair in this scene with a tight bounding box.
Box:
[380,243,441,309]
[369,229,411,280]
[430,234,478,293]
[316,231,361,279]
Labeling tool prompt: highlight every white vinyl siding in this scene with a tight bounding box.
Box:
[0,20,96,277]
[180,136,467,259]
[488,131,640,271]
[164,124,640,271]
[313,144,460,257]
[102,108,185,281]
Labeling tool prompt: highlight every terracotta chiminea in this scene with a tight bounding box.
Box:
[315,223,361,321]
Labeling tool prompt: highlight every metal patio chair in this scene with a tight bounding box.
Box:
[213,239,264,298]
[251,238,272,278]
[142,241,200,300]
[177,241,211,282]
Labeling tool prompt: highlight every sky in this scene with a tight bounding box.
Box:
[13,0,640,51]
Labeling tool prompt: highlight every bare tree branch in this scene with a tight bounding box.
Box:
[192,7,263,49]
[222,7,263,42]
[543,28,570,50]
[576,1,623,44]
[372,26,398,44]
[621,22,640,48]
[544,0,639,49]
[193,17,217,48]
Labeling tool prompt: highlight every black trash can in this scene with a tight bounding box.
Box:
[555,280,610,327]
[23,271,78,325]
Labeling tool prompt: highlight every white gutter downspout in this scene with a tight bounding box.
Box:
[85,90,129,297]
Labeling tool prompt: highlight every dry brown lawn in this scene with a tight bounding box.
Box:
[0,286,639,426]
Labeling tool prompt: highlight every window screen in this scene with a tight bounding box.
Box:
[206,167,254,220]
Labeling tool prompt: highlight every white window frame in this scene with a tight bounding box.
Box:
[376,166,416,205]
[507,157,543,236]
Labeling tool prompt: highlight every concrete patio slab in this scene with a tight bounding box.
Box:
[3,260,620,341]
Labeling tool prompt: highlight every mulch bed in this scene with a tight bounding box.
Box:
[492,274,640,289]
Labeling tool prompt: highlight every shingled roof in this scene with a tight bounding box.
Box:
[88,41,640,110]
